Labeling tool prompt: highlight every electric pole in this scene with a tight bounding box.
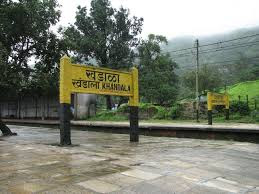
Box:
[195,39,199,122]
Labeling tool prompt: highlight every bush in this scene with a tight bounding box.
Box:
[251,110,259,122]
[90,110,127,121]
[169,104,183,119]
[117,103,129,113]
[230,101,250,115]
[117,103,160,119]
[214,105,225,113]
[152,106,166,120]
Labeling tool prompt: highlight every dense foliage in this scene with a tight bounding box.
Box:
[61,0,143,69]
[138,34,178,105]
[0,0,62,99]
[182,64,223,96]
[230,101,250,116]
[60,0,143,109]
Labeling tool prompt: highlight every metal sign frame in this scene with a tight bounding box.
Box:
[207,92,229,125]
[59,55,139,145]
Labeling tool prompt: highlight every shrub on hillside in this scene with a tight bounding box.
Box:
[230,101,250,115]
[214,105,225,113]
[152,106,167,120]
[117,103,129,113]
[169,104,183,119]
[251,110,259,122]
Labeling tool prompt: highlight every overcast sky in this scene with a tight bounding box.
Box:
[58,0,259,39]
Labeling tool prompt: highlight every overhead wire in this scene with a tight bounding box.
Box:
[179,56,259,70]
[161,33,259,55]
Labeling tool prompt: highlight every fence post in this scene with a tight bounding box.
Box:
[47,97,49,119]
[246,95,249,108]
[255,99,257,110]
[18,97,21,119]
[35,98,38,119]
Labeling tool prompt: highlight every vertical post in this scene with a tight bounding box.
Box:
[195,39,199,122]
[246,95,249,108]
[18,97,21,119]
[207,92,212,125]
[7,102,9,118]
[255,99,257,110]
[60,55,72,146]
[35,98,38,119]
[225,94,229,120]
[47,97,49,119]
[41,97,45,120]
[24,99,27,118]
[129,67,139,142]
[238,95,241,114]
[74,93,78,120]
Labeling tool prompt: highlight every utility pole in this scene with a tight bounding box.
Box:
[195,39,199,122]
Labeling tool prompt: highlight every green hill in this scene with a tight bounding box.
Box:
[226,80,259,101]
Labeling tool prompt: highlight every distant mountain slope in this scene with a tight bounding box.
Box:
[163,26,259,70]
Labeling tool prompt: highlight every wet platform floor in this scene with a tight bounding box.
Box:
[0,125,259,193]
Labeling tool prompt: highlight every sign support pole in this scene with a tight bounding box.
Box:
[225,94,230,120]
[225,109,229,120]
[207,92,213,125]
[208,110,212,125]
[130,106,139,142]
[60,104,71,145]
[60,55,72,145]
[129,67,139,142]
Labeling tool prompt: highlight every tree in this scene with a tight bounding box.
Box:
[225,54,259,85]
[182,64,223,95]
[61,0,143,109]
[138,34,178,105]
[0,0,61,134]
[0,42,17,135]
[0,0,61,96]
[29,32,65,99]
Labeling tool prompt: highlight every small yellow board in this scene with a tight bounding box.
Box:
[60,55,139,106]
[207,92,229,110]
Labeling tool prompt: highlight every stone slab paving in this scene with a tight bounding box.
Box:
[0,125,258,194]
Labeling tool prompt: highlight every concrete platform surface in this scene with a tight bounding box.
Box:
[0,125,259,193]
[3,119,259,133]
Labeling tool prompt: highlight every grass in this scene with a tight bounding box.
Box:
[212,115,259,124]
[88,110,128,121]
[84,79,259,124]
[225,80,259,101]
[86,109,259,124]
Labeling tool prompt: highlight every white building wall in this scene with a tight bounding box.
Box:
[0,94,96,119]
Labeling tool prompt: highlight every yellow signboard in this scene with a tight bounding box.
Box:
[207,92,229,110]
[60,55,139,106]
[71,64,133,96]
[59,55,140,145]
